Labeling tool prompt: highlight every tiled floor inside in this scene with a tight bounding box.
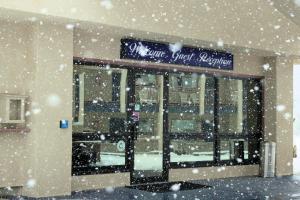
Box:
[9,176,300,200]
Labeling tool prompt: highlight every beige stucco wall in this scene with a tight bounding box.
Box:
[264,57,294,176]
[169,165,260,181]
[72,173,130,191]
[0,21,32,188]
[71,166,259,192]
[0,20,73,198]
[0,0,300,56]
[21,23,73,198]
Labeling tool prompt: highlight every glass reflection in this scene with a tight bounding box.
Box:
[133,73,164,178]
[72,65,128,170]
[169,73,215,163]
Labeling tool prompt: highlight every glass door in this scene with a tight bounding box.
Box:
[128,71,168,184]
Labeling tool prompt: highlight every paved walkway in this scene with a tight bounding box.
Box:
[8,176,300,200]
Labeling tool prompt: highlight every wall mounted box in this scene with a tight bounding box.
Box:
[60,120,69,129]
[0,94,27,124]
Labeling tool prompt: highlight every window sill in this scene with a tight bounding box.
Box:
[72,165,129,176]
[0,128,30,133]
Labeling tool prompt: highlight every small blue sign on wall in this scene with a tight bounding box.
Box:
[60,120,69,129]
[120,39,233,70]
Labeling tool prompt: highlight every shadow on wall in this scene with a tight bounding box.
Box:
[293,65,300,175]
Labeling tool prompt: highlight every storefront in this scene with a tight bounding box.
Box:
[0,1,299,198]
[71,38,263,185]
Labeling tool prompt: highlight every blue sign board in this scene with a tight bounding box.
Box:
[120,39,233,70]
[60,120,69,129]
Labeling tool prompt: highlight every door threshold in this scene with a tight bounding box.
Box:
[126,181,211,193]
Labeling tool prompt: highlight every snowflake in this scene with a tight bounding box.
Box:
[26,179,36,188]
[105,187,114,193]
[100,0,113,10]
[294,0,300,7]
[169,42,183,53]
[262,63,271,71]
[276,104,286,112]
[65,24,75,30]
[32,108,41,115]
[137,43,149,56]
[47,94,61,107]
[274,25,281,30]
[217,39,224,47]
[284,112,291,120]
[170,183,181,192]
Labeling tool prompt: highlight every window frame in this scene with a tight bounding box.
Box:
[72,63,131,176]
[169,76,263,168]
[72,58,264,176]
[72,132,130,175]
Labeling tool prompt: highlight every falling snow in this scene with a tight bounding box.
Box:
[276,104,286,112]
[100,0,113,10]
[46,94,61,107]
[0,1,300,199]
[26,179,36,189]
[262,63,271,71]
[169,42,183,53]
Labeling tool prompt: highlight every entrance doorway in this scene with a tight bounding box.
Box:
[128,71,169,184]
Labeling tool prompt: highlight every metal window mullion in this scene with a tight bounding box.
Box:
[242,79,249,136]
[214,77,220,164]
[126,69,135,177]
[163,72,170,182]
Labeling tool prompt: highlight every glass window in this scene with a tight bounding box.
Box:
[169,73,215,163]
[218,78,261,163]
[219,78,245,162]
[245,79,262,162]
[170,139,214,163]
[170,120,198,133]
[9,99,22,120]
[72,66,128,133]
[72,65,128,174]
[218,78,245,135]
[220,139,248,162]
[71,62,263,174]
[72,140,126,167]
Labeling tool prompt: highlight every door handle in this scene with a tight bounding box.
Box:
[133,124,138,140]
[128,119,138,140]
